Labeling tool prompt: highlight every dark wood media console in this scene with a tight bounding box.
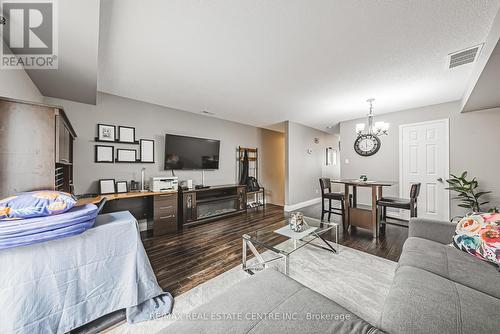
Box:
[179,185,247,227]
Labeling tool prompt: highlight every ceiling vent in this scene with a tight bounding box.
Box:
[447,44,483,69]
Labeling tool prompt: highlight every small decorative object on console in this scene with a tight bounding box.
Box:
[289,212,305,232]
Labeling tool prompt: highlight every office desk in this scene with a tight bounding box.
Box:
[331,180,395,238]
[77,191,178,236]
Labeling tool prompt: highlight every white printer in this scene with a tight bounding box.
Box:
[150,176,178,192]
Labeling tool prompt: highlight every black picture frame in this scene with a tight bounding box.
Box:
[116,148,137,162]
[115,181,128,193]
[97,124,116,142]
[95,145,114,163]
[99,179,116,195]
[118,126,136,143]
[139,139,155,163]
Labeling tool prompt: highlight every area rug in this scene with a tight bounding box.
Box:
[105,243,397,334]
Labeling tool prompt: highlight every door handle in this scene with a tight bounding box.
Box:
[437,177,443,182]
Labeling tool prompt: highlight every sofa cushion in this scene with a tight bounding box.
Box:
[398,237,500,299]
[163,269,382,334]
[380,266,500,334]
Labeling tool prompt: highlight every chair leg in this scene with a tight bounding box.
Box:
[341,199,346,231]
[321,198,325,221]
[327,199,332,222]
[379,205,386,234]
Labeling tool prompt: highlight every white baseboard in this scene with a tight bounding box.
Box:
[284,197,322,212]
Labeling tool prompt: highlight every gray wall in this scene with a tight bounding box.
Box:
[285,121,340,207]
[340,101,500,216]
[45,93,271,195]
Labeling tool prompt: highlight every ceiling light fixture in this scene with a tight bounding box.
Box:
[355,99,389,137]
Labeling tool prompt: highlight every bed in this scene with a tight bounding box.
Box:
[0,211,172,333]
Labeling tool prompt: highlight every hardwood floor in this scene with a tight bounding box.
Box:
[141,203,408,297]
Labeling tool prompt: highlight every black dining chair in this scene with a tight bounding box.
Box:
[377,183,421,231]
[319,178,347,224]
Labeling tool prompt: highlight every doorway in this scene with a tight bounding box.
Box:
[399,119,450,220]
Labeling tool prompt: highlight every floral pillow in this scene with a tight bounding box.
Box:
[0,191,77,221]
[452,213,500,266]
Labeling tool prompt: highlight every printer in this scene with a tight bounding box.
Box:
[150,176,178,192]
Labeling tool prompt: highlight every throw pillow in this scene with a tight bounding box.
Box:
[0,191,77,221]
[453,213,500,266]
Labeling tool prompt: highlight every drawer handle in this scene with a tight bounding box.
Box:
[159,206,173,209]
[159,194,173,197]
[160,215,175,219]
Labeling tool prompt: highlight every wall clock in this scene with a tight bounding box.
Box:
[354,134,381,156]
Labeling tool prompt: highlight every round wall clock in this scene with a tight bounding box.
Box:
[354,134,381,156]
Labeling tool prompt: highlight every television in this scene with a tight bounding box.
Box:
[164,134,220,170]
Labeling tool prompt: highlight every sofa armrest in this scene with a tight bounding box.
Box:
[408,218,456,244]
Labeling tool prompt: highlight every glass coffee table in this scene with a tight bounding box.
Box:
[242,216,339,275]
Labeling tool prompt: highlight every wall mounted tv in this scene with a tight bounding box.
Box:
[164,134,220,170]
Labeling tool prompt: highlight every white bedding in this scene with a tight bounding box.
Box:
[0,211,171,333]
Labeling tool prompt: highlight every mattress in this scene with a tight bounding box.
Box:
[0,204,98,250]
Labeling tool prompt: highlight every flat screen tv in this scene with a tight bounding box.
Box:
[164,134,220,170]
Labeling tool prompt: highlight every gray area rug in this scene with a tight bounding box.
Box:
[105,243,397,334]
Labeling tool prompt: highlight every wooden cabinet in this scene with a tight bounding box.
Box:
[0,97,76,197]
[153,193,178,236]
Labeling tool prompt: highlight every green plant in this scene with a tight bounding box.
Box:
[446,171,491,212]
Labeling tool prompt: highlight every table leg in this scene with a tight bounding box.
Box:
[242,237,247,271]
[371,186,378,239]
[283,254,290,275]
[344,184,350,230]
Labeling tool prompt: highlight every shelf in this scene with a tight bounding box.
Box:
[196,194,238,204]
[94,138,139,145]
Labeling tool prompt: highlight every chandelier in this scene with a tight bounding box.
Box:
[355,99,389,137]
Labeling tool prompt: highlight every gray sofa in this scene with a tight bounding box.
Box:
[165,218,499,333]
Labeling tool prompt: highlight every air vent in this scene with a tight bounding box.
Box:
[447,44,483,69]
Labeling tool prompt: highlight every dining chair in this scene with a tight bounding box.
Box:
[319,178,347,225]
[377,183,421,231]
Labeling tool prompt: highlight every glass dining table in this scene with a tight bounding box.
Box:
[331,179,395,238]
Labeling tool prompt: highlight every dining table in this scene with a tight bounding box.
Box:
[331,179,396,238]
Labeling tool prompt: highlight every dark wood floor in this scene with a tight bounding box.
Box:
[141,203,408,297]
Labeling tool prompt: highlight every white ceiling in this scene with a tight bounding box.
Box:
[98,0,500,131]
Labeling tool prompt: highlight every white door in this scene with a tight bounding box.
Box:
[399,119,449,220]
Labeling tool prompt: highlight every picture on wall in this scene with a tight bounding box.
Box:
[97,124,116,142]
[95,145,114,163]
[118,126,136,143]
[140,139,155,163]
[116,149,137,162]
[99,179,116,195]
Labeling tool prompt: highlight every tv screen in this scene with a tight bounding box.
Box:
[164,134,220,170]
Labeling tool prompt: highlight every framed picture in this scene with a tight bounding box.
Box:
[140,139,155,163]
[95,145,114,163]
[97,124,116,142]
[116,148,137,162]
[99,179,116,195]
[118,126,136,143]
[116,181,128,193]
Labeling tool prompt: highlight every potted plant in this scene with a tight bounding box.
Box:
[446,171,491,213]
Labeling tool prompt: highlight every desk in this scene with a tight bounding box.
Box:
[77,191,178,236]
[331,180,395,238]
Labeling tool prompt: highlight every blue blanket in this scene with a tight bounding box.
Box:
[0,204,98,249]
